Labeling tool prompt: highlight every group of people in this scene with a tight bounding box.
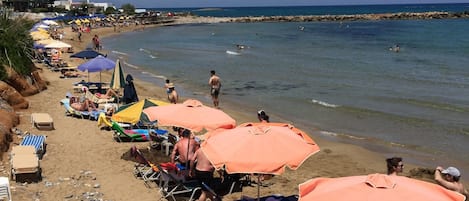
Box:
[163,70,221,108]
[386,157,467,196]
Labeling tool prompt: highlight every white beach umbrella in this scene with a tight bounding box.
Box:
[44,41,72,49]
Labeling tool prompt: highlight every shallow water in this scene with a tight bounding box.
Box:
[102,18,469,175]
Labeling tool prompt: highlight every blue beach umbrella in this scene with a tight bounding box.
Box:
[70,49,104,59]
[78,55,116,83]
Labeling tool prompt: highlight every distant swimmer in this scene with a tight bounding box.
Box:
[299,26,305,31]
[389,44,400,52]
[236,44,246,50]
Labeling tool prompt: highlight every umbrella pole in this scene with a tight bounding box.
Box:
[257,175,260,201]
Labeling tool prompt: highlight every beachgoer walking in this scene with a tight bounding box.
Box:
[164,79,172,94]
[208,70,221,108]
[189,148,216,201]
[434,166,468,196]
[386,157,403,176]
[167,83,178,104]
[78,31,82,42]
[92,35,100,51]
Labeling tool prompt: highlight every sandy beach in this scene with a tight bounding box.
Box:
[1,16,467,201]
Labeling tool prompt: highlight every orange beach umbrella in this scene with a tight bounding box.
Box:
[142,99,236,132]
[299,173,466,201]
[201,122,320,175]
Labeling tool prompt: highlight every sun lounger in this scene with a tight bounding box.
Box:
[20,134,46,159]
[0,177,12,201]
[111,121,168,142]
[10,154,41,182]
[131,146,161,188]
[31,113,54,130]
[156,164,202,201]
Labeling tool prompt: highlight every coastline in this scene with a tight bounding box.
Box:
[2,16,467,200]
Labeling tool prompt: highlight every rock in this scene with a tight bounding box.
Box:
[93,183,100,188]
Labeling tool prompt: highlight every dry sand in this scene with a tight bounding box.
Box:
[0,17,464,201]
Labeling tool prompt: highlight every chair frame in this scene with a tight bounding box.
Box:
[156,164,202,201]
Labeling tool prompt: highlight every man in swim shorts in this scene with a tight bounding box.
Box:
[208,70,221,108]
[190,148,215,201]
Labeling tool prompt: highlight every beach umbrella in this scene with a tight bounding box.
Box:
[111,98,170,125]
[109,59,126,104]
[44,41,71,49]
[42,20,58,26]
[70,49,104,59]
[110,59,125,90]
[200,122,320,200]
[298,173,466,201]
[77,55,116,83]
[143,99,236,132]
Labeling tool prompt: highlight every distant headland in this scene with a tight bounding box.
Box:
[169,11,469,25]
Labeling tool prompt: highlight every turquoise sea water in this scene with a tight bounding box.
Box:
[102,4,469,175]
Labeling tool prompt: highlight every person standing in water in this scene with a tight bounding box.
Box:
[208,70,221,108]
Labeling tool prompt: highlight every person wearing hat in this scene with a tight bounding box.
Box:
[167,83,178,104]
[434,166,467,195]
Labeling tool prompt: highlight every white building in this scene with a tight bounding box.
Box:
[53,0,114,11]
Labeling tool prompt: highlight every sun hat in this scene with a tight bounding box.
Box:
[442,167,461,177]
[167,83,175,88]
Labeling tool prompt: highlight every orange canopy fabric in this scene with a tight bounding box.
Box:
[238,122,316,145]
[299,174,466,201]
[200,123,320,175]
[142,99,236,132]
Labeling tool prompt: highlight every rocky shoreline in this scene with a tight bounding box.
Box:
[172,11,469,24]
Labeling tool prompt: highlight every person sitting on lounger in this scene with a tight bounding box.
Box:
[70,96,96,112]
[96,88,119,99]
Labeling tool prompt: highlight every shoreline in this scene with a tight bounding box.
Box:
[2,16,467,200]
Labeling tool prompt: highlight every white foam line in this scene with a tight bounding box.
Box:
[311,99,339,108]
[123,61,139,69]
[112,50,128,56]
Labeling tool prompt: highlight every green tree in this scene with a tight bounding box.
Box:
[0,11,35,80]
[104,7,116,15]
[121,3,135,15]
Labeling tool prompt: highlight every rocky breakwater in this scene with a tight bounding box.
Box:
[225,11,469,23]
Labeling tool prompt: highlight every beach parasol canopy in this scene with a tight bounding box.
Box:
[77,55,116,83]
[78,55,115,72]
[70,49,104,59]
[143,99,236,132]
[42,20,58,26]
[44,40,71,49]
[200,122,319,200]
[201,122,320,175]
[110,59,125,90]
[298,173,466,201]
[111,98,169,125]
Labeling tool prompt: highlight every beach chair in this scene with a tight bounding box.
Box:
[30,113,54,130]
[20,134,46,159]
[130,146,161,188]
[85,90,115,105]
[0,177,12,201]
[10,152,41,182]
[156,164,202,201]
[61,98,90,119]
[111,121,168,142]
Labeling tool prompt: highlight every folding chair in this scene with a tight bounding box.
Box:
[156,164,202,201]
